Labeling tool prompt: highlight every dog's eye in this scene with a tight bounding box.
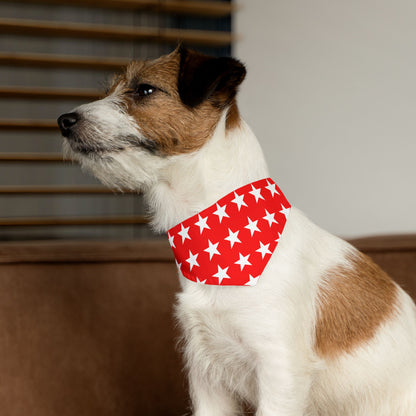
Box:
[134,84,156,98]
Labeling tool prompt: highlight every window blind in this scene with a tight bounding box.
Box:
[0,0,234,240]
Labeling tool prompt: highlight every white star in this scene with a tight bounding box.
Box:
[175,259,182,270]
[196,277,207,284]
[224,228,241,248]
[244,217,260,236]
[186,250,199,271]
[231,192,248,211]
[178,224,191,243]
[204,239,220,260]
[245,274,260,286]
[235,253,252,271]
[280,204,291,220]
[168,232,175,248]
[195,214,210,234]
[265,180,280,197]
[256,241,272,259]
[263,209,278,227]
[275,232,282,243]
[249,184,264,203]
[213,203,229,223]
[213,265,231,284]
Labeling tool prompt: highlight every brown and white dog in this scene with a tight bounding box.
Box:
[58,47,416,415]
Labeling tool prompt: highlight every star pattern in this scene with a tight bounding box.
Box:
[186,250,199,271]
[168,232,175,248]
[225,229,241,248]
[213,265,231,284]
[178,224,191,243]
[195,214,210,234]
[245,217,260,236]
[213,203,229,223]
[263,209,278,227]
[204,239,220,260]
[280,204,291,220]
[256,241,272,259]
[167,178,291,286]
[235,253,252,270]
[231,192,248,211]
[245,274,260,286]
[249,184,264,203]
[265,180,280,197]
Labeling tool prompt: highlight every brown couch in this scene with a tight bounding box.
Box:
[0,236,414,416]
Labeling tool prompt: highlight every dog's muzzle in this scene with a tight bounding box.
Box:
[57,112,80,137]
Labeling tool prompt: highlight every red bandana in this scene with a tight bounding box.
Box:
[167,178,291,286]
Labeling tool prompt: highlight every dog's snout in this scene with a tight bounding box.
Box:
[57,112,80,137]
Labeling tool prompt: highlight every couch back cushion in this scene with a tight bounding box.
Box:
[0,237,414,415]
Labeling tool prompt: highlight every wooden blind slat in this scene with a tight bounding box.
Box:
[0,120,58,130]
[0,186,137,195]
[8,0,234,17]
[0,87,101,101]
[0,153,65,162]
[0,215,148,226]
[0,18,234,47]
[153,0,234,17]
[0,52,129,70]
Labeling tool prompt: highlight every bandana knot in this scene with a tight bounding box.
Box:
[167,178,290,286]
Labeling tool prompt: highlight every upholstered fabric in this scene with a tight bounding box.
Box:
[0,241,186,416]
[0,237,414,415]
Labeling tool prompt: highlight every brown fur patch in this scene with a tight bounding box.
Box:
[225,99,241,131]
[315,251,398,358]
[106,50,242,156]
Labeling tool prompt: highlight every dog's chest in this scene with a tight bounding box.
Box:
[176,291,257,393]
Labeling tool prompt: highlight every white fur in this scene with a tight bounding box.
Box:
[64,97,416,415]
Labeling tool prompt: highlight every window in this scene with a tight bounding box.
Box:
[0,0,233,240]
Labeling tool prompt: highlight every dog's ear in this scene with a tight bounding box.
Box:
[177,46,246,108]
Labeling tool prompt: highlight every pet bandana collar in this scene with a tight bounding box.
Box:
[167,178,291,286]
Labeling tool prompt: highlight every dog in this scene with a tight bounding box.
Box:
[58,46,416,415]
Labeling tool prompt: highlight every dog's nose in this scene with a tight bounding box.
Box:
[57,112,80,137]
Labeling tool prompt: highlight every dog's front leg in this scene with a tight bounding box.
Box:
[254,345,312,416]
[188,368,240,416]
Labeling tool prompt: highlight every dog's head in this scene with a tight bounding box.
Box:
[57,47,246,191]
